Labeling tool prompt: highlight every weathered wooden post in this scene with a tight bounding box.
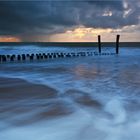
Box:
[116,35,120,54]
[30,54,34,61]
[53,53,56,58]
[7,55,10,58]
[17,55,21,61]
[41,55,43,59]
[26,54,30,57]
[98,35,101,53]
[2,55,7,62]
[49,54,52,59]
[10,55,15,62]
[36,54,40,60]
[44,55,48,59]
[22,54,26,61]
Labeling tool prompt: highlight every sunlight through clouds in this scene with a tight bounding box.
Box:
[0,0,139,42]
[48,27,113,42]
[0,36,21,42]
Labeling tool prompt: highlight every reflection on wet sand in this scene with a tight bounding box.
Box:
[73,64,101,80]
[0,77,75,127]
[0,78,57,99]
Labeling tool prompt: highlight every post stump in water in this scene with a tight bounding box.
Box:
[98,35,101,54]
[116,35,120,54]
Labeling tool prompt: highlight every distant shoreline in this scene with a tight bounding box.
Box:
[0,42,140,47]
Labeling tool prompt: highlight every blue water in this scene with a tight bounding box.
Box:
[0,45,140,140]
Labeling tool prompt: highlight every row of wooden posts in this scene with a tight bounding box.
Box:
[0,35,120,63]
[0,52,116,63]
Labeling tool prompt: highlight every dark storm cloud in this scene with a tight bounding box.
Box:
[0,0,139,38]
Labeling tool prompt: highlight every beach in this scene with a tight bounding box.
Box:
[0,44,140,140]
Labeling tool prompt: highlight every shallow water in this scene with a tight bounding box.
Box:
[0,45,140,140]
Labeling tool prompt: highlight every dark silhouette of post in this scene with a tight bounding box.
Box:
[22,54,26,61]
[2,55,6,62]
[98,35,101,53]
[116,35,120,54]
[10,55,15,62]
[17,55,21,61]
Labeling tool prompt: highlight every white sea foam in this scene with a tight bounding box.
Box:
[0,108,140,140]
[105,99,126,124]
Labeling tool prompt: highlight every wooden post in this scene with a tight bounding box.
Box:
[22,54,26,61]
[36,54,40,60]
[17,55,21,61]
[7,55,10,58]
[116,35,120,54]
[10,55,15,62]
[44,55,48,59]
[30,55,34,61]
[98,35,101,53]
[2,55,6,62]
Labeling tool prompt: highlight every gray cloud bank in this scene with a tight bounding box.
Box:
[0,0,140,39]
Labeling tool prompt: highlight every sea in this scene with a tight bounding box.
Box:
[0,42,140,140]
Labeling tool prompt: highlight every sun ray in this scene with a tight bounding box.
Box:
[0,36,21,42]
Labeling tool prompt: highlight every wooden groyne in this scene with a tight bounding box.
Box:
[0,52,117,63]
[0,35,120,63]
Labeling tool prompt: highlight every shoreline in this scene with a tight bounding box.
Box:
[0,42,140,48]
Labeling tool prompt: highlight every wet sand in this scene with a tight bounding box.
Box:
[0,77,101,128]
[0,77,72,127]
[0,77,57,99]
[0,77,101,129]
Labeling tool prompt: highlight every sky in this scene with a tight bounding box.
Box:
[0,0,140,42]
